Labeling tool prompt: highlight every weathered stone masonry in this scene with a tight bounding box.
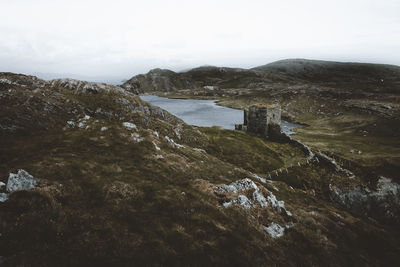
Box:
[236,104,281,138]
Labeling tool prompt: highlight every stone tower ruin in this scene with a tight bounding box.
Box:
[235,104,281,138]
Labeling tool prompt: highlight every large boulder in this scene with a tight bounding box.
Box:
[6,169,38,193]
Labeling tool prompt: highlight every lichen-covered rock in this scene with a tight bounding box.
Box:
[214,178,292,216]
[223,194,253,210]
[218,178,258,193]
[6,170,38,193]
[130,133,144,142]
[237,195,253,210]
[264,222,285,238]
[253,190,268,207]
[265,190,286,210]
[371,177,400,204]
[370,177,400,221]
[329,184,370,215]
[329,177,400,223]
[0,193,8,202]
[165,136,184,148]
[123,122,138,131]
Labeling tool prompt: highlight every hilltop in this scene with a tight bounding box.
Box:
[123,59,400,93]
[122,66,266,92]
[253,58,400,83]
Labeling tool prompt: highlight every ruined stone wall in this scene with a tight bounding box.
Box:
[247,106,270,137]
[266,105,281,126]
[246,105,281,137]
[236,104,282,138]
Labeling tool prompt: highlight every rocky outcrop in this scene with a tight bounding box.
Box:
[0,73,47,88]
[0,73,137,95]
[0,170,38,203]
[49,78,135,95]
[329,176,400,223]
[264,222,285,239]
[123,68,196,92]
[6,169,38,193]
[208,178,294,238]
[215,178,290,212]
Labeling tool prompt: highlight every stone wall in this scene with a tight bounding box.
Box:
[235,104,282,138]
[245,104,281,138]
[266,105,281,126]
[247,106,269,136]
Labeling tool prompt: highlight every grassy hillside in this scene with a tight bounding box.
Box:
[0,73,399,266]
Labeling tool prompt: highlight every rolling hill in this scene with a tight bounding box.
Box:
[123,59,400,93]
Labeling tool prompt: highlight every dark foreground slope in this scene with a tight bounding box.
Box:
[0,73,399,266]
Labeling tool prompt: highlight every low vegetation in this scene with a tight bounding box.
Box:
[0,70,399,266]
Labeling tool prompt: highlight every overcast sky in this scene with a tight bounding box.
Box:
[0,0,399,82]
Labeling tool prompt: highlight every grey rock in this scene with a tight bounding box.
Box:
[237,195,253,210]
[329,177,400,222]
[217,178,292,215]
[0,193,8,202]
[253,190,268,207]
[264,222,285,238]
[123,122,137,131]
[6,169,38,193]
[219,178,258,193]
[165,136,183,148]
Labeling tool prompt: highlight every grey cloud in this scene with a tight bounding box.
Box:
[0,0,399,82]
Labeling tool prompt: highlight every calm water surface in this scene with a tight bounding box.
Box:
[140,95,301,134]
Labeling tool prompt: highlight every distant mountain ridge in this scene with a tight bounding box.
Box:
[123,59,400,93]
[253,59,400,82]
